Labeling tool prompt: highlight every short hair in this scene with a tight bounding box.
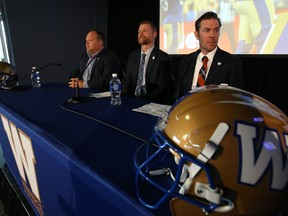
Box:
[195,11,222,32]
[89,29,106,43]
[139,20,157,32]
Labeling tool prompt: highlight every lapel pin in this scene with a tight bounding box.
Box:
[217,62,222,66]
[152,56,155,60]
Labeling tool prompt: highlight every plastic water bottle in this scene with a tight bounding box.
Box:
[109,73,122,106]
[31,66,41,88]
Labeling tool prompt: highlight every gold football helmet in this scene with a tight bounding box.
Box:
[134,85,288,216]
[0,61,18,89]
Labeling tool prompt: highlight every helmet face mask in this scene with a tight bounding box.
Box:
[0,62,18,89]
[134,86,288,216]
[135,118,231,213]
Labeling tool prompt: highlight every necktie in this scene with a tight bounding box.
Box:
[197,56,208,87]
[135,53,146,96]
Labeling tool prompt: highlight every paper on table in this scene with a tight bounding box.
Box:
[132,103,171,117]
[90,92,111,98]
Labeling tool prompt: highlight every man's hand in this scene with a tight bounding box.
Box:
[69,78,83,88]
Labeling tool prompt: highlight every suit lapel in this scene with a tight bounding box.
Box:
[146,47,158,78]
[86,48,107,74]
[183,50,199,87]
[134,50,142,81]
[206,48,223,83]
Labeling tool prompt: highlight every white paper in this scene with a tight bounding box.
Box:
[132,103,171,117]
[89,92,111,98]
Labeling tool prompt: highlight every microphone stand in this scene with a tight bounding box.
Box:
[67,55,97,104]
[18,63,62,82]
[67,80,90,103]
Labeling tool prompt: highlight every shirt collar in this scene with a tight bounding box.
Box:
[199,46,218,62]
[141,45,154,56]
[88,47,104,58]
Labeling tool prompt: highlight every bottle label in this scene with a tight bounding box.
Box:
[31,71,41,87]
[110,83,121,91]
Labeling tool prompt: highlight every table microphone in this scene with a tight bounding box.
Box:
[18,63,62,82]
[67,55,97,104]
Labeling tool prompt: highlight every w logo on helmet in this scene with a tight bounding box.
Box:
[236,122,288,190]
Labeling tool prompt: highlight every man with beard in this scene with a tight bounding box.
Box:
[174,11,244,101]
[122,20,174,105]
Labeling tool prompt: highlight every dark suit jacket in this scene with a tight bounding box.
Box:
[71,47,121,91]
[122,46,174,105]
[174,47,244,100]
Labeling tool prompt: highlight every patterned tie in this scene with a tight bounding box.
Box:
[135,53,146,96]
[197,56,208,87]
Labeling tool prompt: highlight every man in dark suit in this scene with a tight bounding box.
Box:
[69,29,121,91]
[122,21,174,105]
[174,11,244,101]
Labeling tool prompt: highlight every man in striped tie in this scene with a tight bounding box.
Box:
[174,11,244,101]
[122,20,174,105]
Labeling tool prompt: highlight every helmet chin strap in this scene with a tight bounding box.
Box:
[187,123,229,181]
[177,122,234,213]
[178,122,229,203]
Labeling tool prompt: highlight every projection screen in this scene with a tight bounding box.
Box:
[159,0,288,55]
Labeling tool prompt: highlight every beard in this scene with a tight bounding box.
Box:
[138,36,152,45]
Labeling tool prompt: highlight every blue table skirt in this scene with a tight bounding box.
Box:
[0,83,171,216]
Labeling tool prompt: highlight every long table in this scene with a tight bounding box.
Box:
[0,83,171,216]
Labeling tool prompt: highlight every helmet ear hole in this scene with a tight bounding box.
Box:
[0,61,18,89]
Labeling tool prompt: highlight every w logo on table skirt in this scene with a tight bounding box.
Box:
[0,114,44,216]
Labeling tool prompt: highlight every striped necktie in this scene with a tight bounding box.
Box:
[197,56,208,87]
[135,53,146,96]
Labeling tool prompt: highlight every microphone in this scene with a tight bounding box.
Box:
[67,55,97,104]
[18,63,62,82]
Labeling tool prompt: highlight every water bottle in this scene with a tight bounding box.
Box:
[109,73,122,106]
[31,66,41,88]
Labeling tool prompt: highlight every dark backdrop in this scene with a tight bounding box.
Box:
[107,1,160,66]
[3,0,288,115]
[4,0,106,85]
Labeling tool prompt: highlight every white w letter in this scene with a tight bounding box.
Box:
[236,123,288,190]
